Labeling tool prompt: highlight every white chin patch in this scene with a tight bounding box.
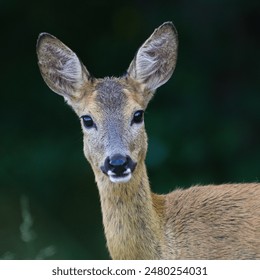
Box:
[107,169,132,183]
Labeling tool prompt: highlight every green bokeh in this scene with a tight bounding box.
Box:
[0,0,259,259]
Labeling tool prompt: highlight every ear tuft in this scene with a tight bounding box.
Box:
[128,22,178,93]
[36,33,90,100]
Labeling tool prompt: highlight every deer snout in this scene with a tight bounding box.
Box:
[101,154,136,183]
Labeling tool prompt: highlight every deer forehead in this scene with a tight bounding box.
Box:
[95,78,127,110]
[79,77,145,118]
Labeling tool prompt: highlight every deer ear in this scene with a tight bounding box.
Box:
[127,22,178,93]
[36,33,90,101]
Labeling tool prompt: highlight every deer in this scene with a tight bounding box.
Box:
[36,22,260,259]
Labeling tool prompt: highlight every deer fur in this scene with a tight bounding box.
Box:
[36,22,260,259]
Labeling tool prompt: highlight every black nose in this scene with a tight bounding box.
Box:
[101,154,136,177]
[109,154,128,175]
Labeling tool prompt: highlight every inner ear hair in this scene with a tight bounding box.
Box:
[37,33,90,100]
[127,22,178,93]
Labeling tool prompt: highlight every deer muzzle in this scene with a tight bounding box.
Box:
[100,154,137,183]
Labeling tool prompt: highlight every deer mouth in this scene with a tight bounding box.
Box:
[107,169,132,183]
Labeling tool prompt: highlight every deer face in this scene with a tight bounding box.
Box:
[76,77,148,183]
[36,22,178,183]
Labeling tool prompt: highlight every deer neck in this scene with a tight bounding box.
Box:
[94,161,165,259]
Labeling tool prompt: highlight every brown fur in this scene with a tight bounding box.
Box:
[164,184,260,259]
[36,22,260,259]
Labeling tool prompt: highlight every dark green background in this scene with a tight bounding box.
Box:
[0,0,259,259]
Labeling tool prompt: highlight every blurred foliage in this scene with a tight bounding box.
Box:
[0,0,259,259]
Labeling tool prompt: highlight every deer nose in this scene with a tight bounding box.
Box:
[109,155,127,167]
[108,154,128,175]
[101,154,136,178]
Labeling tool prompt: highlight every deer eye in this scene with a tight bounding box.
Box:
[131,110,144,125]
[81,115,95,129]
